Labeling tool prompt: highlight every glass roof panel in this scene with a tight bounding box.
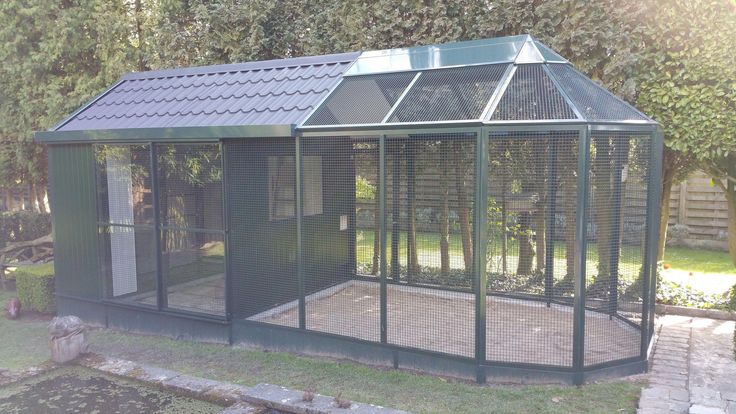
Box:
[303,72,416,126]
[547,64,650,121]
[491,64,578,121]
[388,63,508,123]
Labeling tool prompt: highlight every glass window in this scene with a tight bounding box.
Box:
[268,155,323,221]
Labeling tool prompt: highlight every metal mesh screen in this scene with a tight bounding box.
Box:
[486,131,578,366]
[584,132,651,366]
[388,64,508,122]
[228,139,298,324]
[95,145,157,302]
[156,143,224,316]
[355,140,381,278]
[385,133,476,357]
[96,145,153,226]
[301,136,380,341]
[304,73,416,125]
[490,65,578,121]
[548,64,649,121]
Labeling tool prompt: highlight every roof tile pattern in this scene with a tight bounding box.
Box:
[57,53,359,131]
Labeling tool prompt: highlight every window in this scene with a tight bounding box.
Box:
[268,155,323,220]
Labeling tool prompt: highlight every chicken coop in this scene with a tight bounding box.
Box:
[37,35,662,384]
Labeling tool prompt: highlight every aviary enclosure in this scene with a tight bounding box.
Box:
[39,36,662,384]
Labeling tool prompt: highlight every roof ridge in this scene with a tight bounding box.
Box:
[121,52,360,81]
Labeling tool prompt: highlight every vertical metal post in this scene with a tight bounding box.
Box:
[641,127,663,357]
[220,141,233,321]
[572,126,591,385]
[474,128,488,383]
[149,144,167,310]
[391,141,400,280]
[296,136,306,330]
[608,135,627,318]
[544,136,558,305]
[379,135,388,344]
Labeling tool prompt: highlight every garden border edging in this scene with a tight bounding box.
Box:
[655,304,735,321]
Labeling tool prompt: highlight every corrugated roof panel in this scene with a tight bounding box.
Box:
[55,52,360,131]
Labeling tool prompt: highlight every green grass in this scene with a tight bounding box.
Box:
[3,262,54,280]
[0,290,51,370]
[663,246,736,275]
[88,330,642,414]
[0,287,642,413]
[357,229,736,279]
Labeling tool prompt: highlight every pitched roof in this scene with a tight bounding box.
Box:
[55,52,360,131]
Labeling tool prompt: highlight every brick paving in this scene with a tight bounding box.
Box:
[637,315,736,414]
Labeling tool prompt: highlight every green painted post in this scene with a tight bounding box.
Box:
[379,135,388,344]
[296,136,306,330]
[572,126,591,385]
[149,144,167,310]
[641,127,663,357]
[474,128,489,383]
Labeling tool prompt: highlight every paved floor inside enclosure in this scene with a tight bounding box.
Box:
[137,275,226,316]
[249,280,641,366]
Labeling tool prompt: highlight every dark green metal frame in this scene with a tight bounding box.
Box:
[44,117,661,386]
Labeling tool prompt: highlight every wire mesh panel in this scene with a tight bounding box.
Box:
[584,132,651,366]
[156,144,225,316]
[388,64,508,122]
[354,140,381,278]
[385,133,476,358]
[299,136,381,342]
[95,145,157,303]
[547,64,649,122]
[486,131,578,367]
[227,139,298,325]
[304,73,416,125]
[490,65,578,121]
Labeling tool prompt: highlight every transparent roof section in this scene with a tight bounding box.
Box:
[388,64,507,122]
[303,72,416,125]
[300,36,654,127]
[490,65,577,121]
[547,64,649,122]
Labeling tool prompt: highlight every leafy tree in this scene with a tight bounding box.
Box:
[634,0,736,264]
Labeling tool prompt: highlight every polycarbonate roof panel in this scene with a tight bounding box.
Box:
[388,63,508,123]
[345,35,566,76]
[303,71,416,125]
[547,64,651,122]
[491,64,578,121]
[56,52,359,131]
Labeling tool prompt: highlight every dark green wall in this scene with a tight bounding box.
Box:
[48,144,100,299]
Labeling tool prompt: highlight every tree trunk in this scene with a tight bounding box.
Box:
[657,175,674,263]
[517,212,534,275]
[453,141,472,273]
[564,173,576,277]
[406,141,418,278]
[534,208,545,273]
[534,139,547,273]
[371,152,380,275]
[36,185,47,214]
[440,142,450,275]
[592,138,612,281]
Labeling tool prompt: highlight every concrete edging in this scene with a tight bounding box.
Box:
[656,304,735,321]
[76,353,409,414]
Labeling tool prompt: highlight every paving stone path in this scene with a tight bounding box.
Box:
[638,315,736,414]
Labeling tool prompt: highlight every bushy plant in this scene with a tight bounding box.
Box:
[15,264,55,313]
[0,211,51,247]
[657,279,729,310]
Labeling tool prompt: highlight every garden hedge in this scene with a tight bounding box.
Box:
[15,264,55,313]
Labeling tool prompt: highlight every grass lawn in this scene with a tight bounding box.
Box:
[0,286,642,413]
[0,290,51,370]
[663,246,736,275]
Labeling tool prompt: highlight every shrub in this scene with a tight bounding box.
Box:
[657,279,729,310]
[15,264,55,313]
[0,211,52,247]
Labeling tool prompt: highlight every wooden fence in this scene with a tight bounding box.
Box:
[668,171,729,247]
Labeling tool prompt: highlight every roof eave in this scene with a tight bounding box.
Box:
[35,124,296,144]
